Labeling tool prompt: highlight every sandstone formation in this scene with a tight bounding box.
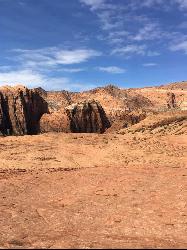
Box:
[66,100,111,133]
[44,82,187,123]
[106,110,147,133]
[119,110,187,135]
[40,100,111,134]
[167,92,177,109]
[40,109,71,133]
[0,85,48,135]
[1,81,187,136]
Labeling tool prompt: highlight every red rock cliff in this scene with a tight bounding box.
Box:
[0,85,48,135]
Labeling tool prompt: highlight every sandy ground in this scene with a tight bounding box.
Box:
[0,132,187,249]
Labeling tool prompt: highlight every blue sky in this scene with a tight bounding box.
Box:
[0,0,187,91]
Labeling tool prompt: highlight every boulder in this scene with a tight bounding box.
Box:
[0,85,48,135]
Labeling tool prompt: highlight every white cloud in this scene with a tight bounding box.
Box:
[170,40,187,53]
[112,45,147,56]
[97,10,123,31]
[136,0,187,10]
[12,47,102,68]
[147,51,160,56]
[175,0,187,10]
[132,23,161,41]
[80,0,105,10]
[0,69,93,91]
[0,47,102,91]
[143,63,158,67]
[55,49,101,64]
[0,69,46,87]
[80,0,187,59]
[59,68,86,73]
[141,0,187,10]
[98,66,126,74]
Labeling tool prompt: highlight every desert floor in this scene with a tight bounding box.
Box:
[0,132,187,248]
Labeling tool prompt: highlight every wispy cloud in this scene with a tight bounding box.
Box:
[0,46,103,90]
[80,0,187,60]
[0,69,96,91]
[98,66,126,74]
[132,23,161,41]
[170,40,187,54]
[80,0,105,10]
[0,69,67,88]
[0,70,40,88]
[55,49,101,64]
[143,63,158,67]
[147,51,161,56]
[112,45,147,56]
[59,68,86,73]
[132,0,187,10]
[175,0,187,10]
[12,47,102,68]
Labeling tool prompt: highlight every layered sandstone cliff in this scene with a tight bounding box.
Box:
[0,81,187,136]
[40,100,111,134]
[66,100,111,133]
[0,85,48,135]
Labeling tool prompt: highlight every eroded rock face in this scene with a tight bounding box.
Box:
[105,110,147,133]
[167,92,177,109]
[66,100,111,133]
[40,100,111,134]
[40,109,71,133]
[0,85,48,135]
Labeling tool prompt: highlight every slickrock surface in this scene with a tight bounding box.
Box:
[0,85,48,135]
[0,130,186,249]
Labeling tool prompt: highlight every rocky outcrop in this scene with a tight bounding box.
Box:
[40,100,111,134]
[119,110,187,135]
[105,110,147,133]
[0,85,48,135]
[40,109,71,133]
[167,92,177,109]
[66,100,111,133]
